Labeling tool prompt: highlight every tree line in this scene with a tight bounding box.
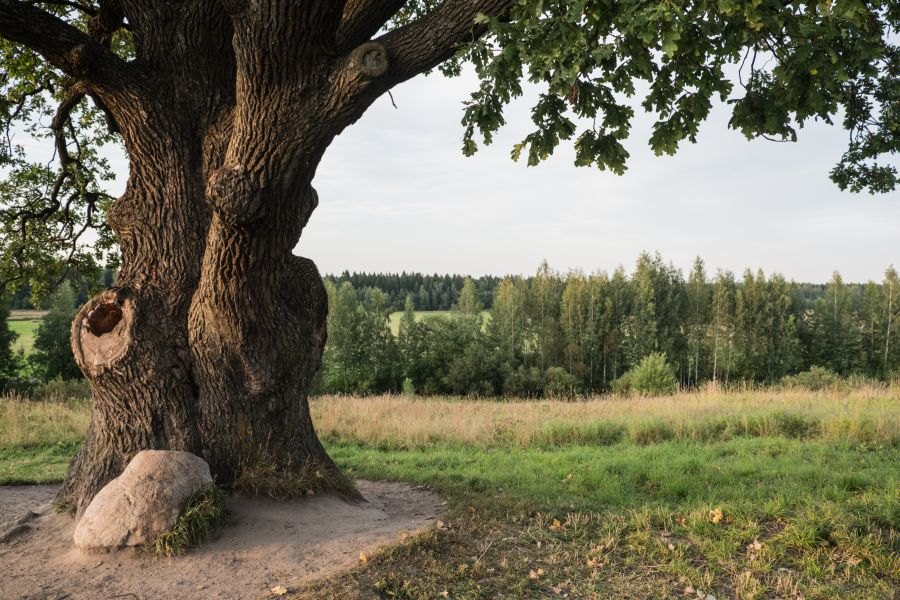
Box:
[316,254,900,397]
[325,271,500,311]
[3,253,899,397]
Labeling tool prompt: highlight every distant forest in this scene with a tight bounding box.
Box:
[6,254,899,398]
[7,262,881,313]
[324,269,861,313]
[325,272,500,311]
[318,253,900,396]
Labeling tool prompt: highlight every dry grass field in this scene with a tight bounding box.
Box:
[1,385,898,598]
[311,385,900,448]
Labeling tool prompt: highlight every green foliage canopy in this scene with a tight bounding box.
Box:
[0,0,897,299]
[458,0,899,193]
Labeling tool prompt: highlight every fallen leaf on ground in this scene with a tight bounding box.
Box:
[358,551,368,563]
[271,585,288,596]
[529,568,545,580]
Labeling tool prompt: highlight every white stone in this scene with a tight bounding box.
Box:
[74,450,213,551]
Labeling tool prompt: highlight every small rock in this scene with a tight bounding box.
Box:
[74,450,213,551]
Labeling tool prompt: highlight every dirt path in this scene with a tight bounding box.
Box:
[0,480,443,599]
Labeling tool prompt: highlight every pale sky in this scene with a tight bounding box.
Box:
[31,67,898,284]
[302,69,899,283]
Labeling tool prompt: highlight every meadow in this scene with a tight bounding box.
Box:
[6,310,45,355]
[387,310,490,335]
[1,385,897,598]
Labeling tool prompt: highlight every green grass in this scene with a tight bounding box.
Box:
[325,439,899,517]
[7,318,42,355]
[1,389,897,598]
[306,438,898,599]
[387,310,491,335]
[0,443,81,484]
[154,485,228,556]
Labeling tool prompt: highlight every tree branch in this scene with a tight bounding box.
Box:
[0,0,130,89]
[324,0,510,132]
[336,0,407,51]
[24,0,97,16]
[375,0,512,87]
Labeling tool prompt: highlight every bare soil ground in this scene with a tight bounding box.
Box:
[0,480,443,599]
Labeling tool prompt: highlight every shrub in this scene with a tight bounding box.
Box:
[544,367,581,399]
[614,353,678,396]
[611,370,633,395]
[781,366,844,391]
[28,284,82,382]
[503,366,545,398]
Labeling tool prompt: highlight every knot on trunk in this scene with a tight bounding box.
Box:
[106,190,139,239]
[207,166,264,226]
[350,42,389,78]
[72,291,135,376]
[87,302,122,336]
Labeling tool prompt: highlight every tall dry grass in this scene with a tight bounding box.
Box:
[311,385,900,449]
[0,393,90,448]
[2,385,897,450]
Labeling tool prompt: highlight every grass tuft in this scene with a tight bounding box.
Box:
[154,484,228,556]
[233,448,360,500]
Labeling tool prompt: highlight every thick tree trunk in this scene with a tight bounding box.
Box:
[60,164,340,515]
[58,111,213,514]
[188,186,334,490]
[40,0,507,516]
[52,7,345,512]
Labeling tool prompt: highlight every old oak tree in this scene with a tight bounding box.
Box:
[0,0,896,514]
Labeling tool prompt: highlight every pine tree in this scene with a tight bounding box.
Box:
[398,294,419,378]
[862,281,883,375]
[809,272,863,374]
[686,257,710,386]
[766,274,802,380]
[628,253,659,365]
[735,269,768,381]
[530,261,563,372]
[709,271,736,384]
[605,267,632,383]
[489,276,529,365]
[454,277,483,324]
[560,271,589,382]
[884,266,900,376]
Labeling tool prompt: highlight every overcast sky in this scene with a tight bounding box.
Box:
[58,67,897,284]
[298,69,898,284]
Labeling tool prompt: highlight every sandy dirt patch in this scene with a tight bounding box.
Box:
[0,480,443,599]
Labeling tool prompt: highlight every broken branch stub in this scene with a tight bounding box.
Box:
[350,42,389,78]
[72,292,135,375]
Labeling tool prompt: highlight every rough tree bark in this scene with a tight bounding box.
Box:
[0,0,512,515]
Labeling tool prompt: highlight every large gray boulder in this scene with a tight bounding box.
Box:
[74,450,213,551]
